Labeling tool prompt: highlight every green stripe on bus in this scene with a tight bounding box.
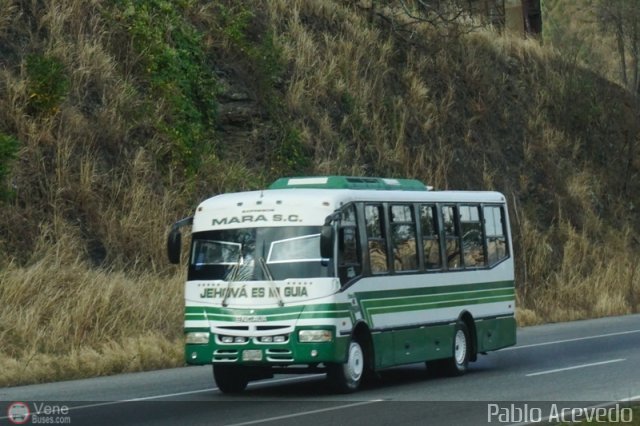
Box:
[365,295,515,317]
[184,303,352,322]
[360,288,514,309]
[355,281,514,324]
[184,311,351,322]
[184,303,351,317]
[354,280,513,300]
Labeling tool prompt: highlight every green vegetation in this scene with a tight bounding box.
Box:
[25,54,70,115]
[108,0,219,176]
[211,2,309,178]
[0,133,18,200]
[0,0,638,386]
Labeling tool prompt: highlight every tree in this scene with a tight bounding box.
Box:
[523,0,542,37]
[367,1,542,39]
[596,0,640,96]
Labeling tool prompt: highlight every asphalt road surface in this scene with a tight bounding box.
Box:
[2,314,640,426]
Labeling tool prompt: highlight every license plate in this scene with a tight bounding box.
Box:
[242,349,263,361]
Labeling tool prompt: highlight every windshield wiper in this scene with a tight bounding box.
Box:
[222,254,243,307]
[259,257,284,307]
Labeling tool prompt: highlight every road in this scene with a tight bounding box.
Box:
[1,314,640,425]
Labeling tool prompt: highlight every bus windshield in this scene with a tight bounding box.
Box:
[188,226,331,281]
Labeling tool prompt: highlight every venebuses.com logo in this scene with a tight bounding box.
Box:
[7,402,30,424]
[6,401,71,424]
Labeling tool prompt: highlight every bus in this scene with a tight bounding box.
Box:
[167,176,516,393]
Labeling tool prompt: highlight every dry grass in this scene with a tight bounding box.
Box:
[271,0,462,186]
[0,235,184,387]
[268,0,640,326]
[528,223,639,323]
[0,0,638,386]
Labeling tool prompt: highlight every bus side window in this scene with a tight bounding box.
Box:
[442,205,461,269]
[390,204,418,272]
[365,204,388,274]
[460,205,486,268]
[420,204,441,270]
[484,206,508,265]
[338,204,361,284]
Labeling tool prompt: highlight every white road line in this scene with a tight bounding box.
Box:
[0,390,218,421]
[526,358,626,377]
[245,374,325,390]
[223,400,383,426]
[503,329,640,351]
[0,374,326,420]
[620,395,640,402]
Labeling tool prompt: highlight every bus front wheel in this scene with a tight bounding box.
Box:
[327,340,365,393]
[213,364,249,393]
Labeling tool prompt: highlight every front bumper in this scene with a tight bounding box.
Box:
[185,325,348,366]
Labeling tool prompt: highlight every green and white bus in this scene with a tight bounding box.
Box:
[167,176,516,393]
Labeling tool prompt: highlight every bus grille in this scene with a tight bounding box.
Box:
[265,348,293,362]
[213,349,238,362]
[257,325,289,331]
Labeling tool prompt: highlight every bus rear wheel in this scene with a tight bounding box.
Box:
[327,340,365,393]
[427,321,470,376]
[213,365,249,393]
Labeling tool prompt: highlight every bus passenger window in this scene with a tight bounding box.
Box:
[442,206,461,269]
[484,206,508,265]
[420,204,441,270]
[365,204,388,273]
[460,205,486,268]
[390,205,417,272]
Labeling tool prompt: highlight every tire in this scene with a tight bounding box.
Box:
[327,340,365,393]
[213,364,249,393]
[447,320,471,376]
[427,321,470,377]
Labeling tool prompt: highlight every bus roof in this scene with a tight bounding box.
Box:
[268,176,431,191]
[196,188,506,211]
[192,188,505,233]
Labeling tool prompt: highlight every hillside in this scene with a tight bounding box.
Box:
[0,0,638,386]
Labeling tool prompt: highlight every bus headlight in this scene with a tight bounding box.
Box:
[298,330,332,343]
[185,332,209,344]
[259,335,287,343]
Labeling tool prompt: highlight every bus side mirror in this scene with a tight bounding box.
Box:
[320,225,333,259]
[167,228,182,264]
[167,216,193,264]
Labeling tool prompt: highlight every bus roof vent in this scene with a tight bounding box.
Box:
[268,176,431,191]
